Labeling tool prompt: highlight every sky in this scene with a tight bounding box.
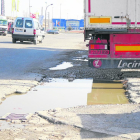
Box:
[3,0,84,19]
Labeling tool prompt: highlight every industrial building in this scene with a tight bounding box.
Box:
[52,19,84,30]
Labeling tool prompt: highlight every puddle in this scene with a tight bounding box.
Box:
[73,57,88,61]
[87,80,129,105]
[0,79,129,117]
[0,79,93,116]
[49,62,73,70]
[0,121,26,130]
[73,59,88,61]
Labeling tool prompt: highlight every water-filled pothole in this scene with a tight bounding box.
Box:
[49,62,73,70]
[88,80,129,105]
[0,79,129,117]
[0,79,93,116]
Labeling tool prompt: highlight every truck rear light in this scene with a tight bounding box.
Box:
[90,44,108,50]
[12,28,14,33]
[90,44,94,49]
[33,29,36,35]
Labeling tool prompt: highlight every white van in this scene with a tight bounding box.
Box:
[12,17,45,45]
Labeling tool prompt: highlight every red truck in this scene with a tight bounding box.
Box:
[84,0,140,69]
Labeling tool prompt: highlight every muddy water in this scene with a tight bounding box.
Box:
[0,79,129,117]
[88,80,129,105]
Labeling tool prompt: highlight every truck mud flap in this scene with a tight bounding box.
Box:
[88,59,140,69]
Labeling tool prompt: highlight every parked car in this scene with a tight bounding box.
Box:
[80,27,84,30]
[12,17,45,45]
[47,30,59,34]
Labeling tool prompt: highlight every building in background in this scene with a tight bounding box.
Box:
[1,0,5,16]
[52,19,84,30]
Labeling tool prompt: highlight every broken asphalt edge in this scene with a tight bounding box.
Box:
[35,112,131,139]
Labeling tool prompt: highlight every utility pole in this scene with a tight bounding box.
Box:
[45,4,53,31]
[48,12,50,29]
[52,7,53,29]
[52,7,53,19]
[60,4,61,28]
[1,0,5,16]
[41,7,43,15]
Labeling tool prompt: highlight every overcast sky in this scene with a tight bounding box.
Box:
[3,0,84,19]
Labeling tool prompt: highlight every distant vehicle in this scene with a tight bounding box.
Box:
[12,17,45,45]
[47,30,59,34]
[80,27,84,30]
[8,22,13,34]
[0,16,8,36]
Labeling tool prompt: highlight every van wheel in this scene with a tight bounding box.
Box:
[12,38,16,43]
[39,37,43,43]
[33,39,37,45]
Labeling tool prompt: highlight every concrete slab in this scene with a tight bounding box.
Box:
[36,104,140,140]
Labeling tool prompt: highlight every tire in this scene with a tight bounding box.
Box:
[33,39,37,45]
[12,38,16,43]
[39,40,42,43]
[39,37,43,43]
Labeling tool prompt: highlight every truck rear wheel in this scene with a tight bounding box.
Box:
[12,38,16,43]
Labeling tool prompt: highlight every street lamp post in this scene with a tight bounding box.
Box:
[45,4,53,31]
[29,0,30,17]
[60,4,61,29]
[29,0,31,17]
[29,0,32,17]
[48,12,49,29]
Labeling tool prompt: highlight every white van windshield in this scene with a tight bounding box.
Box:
[16,19,23,28]
[25,20,32,28]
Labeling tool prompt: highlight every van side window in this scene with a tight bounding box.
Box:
[25,20,32,28]
[16,19,23,27]
[34,22,39,30]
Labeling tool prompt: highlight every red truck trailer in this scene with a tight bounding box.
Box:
[84,0,140,69]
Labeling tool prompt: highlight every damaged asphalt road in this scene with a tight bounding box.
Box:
[1,34,140,140]
[1,104,140,140]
